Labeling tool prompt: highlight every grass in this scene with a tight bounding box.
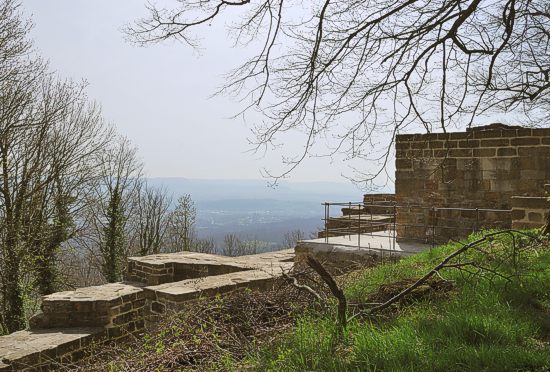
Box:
[240,231,550,371]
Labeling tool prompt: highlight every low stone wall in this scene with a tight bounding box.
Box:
[31,283,145,335]
[0,250,294,371]
[511,196,550,230]
[144,269,282,327]
[126,254,250,286]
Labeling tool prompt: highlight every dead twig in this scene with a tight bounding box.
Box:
[282,272,323,303]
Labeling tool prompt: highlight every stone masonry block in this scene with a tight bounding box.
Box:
[511,196,549,209]
[511,209,526,220]
[532,128,550,136]
[395,141,410,150]
[473,148,496,157]
[449,148,473,157]
[471,129,505,139]
[497,148,517,157]
[511,137,541,146]
[449,132,470,140]
[429,140,444,149]
[528,212,543,223]
[411,141,428,149]
[443,140,459,148]
[516,128,534,137]
[480,138,510,147]
[459,139,480,148]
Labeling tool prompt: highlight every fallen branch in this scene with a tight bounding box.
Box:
[367,230,533,314]
[306,255,347,330]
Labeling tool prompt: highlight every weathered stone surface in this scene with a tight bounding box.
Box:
[127,251,256,285]
[145,268,283,304]
[43,282,144,304]
[0,328,103,371]
[511,196,549,209]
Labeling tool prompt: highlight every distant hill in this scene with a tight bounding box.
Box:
[146,178,365,203]
[146,178,378,250]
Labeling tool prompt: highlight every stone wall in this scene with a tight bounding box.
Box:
[126,256,250,286]
[362,193,396,215]
[511,195,550,230]
[0,250,294,371]
[395,124,550,241]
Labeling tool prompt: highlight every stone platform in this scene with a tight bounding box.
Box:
[296,231,428,269]
[0,249,294,371]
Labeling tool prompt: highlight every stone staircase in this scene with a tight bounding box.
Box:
[0,250,294,371]
[319,194,396,238]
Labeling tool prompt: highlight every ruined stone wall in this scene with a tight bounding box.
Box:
[0,250,294,371]
[395,124,550,241]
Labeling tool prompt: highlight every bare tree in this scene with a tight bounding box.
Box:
[0,0,114,332]
[192,237,216,254]
[222,233,242,257]
[130,182,172,256]
[167,194,196,252]
[282,229,305,249]
[88,137,143,283]
[0,0,43,332]
[128,0,550,184]
[222,233,266,256]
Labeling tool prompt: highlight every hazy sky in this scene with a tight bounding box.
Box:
[22,0,375,184]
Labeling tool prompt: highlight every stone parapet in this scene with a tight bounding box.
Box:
[144,268,284,326]
[126,252,251,286]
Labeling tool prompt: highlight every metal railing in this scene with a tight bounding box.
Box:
[321,201,511,249]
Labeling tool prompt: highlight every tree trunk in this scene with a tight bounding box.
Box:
[4,236,25,332]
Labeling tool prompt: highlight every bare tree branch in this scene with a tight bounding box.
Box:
[128,0,550,184]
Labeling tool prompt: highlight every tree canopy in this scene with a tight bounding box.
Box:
[128,0,550,183]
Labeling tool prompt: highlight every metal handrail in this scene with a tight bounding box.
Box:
[320,201,512,249]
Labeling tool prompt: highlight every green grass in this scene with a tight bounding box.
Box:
[239,231,550,371]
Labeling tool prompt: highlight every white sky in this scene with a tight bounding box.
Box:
[22,0,376,183]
